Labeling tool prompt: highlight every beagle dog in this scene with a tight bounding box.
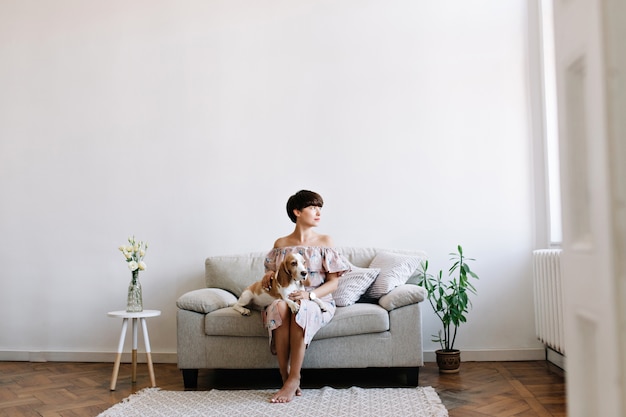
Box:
[232,252,327,316]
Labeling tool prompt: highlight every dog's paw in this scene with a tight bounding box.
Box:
[233,306,251,316]
[289,304,300,314]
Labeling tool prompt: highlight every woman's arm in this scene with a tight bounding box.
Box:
[309,272,338,298]
[289,272,338,301]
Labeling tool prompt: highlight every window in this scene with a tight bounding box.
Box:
[541,0,562,245]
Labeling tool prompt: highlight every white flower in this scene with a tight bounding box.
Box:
[119,236,148,275]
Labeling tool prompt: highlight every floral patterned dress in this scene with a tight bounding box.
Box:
[262,246,350,347]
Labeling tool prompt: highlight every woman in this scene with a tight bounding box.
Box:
[261,190,350,403]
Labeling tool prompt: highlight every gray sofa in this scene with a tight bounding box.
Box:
[176,247,426,389]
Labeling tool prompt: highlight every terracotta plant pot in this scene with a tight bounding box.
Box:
[436,349,461,373]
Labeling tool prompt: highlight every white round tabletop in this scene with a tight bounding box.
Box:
[107,310,161,319]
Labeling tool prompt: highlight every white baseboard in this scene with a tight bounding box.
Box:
[423,348,546,363]
[0,350,178,364]
[2,348,545,364]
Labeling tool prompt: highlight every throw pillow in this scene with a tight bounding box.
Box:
[378,284,427,311]
[333,266,381,307]
[176,288,238,314]
[365,251,422,299]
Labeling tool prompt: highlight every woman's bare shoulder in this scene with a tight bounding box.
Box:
[273,236,290,248]
[272,232,334,248]
[316,234,335,247]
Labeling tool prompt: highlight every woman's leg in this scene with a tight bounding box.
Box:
[272,301,291,385]
[271,312,306,403]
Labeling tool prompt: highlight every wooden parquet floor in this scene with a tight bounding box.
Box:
[0,360,565,416]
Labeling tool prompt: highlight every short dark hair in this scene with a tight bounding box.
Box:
[286,190,324,223]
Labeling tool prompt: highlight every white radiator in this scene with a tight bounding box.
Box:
[532,249,565,355]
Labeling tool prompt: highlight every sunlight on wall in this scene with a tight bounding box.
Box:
[0,0,541,358]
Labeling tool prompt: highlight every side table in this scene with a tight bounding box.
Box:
[107,309,161,391]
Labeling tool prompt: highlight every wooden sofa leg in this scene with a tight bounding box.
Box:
[182,369,198,389]
[406,367,419,386]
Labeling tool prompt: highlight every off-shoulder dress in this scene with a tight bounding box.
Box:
[262,246,350,347]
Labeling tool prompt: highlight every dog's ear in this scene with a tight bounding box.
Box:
[275,258,289,285]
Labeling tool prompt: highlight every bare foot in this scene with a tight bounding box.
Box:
[282,376,302,396]
[270,378,300,403]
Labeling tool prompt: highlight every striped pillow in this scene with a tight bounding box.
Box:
[333,266,380,307]
[364,252,422,299]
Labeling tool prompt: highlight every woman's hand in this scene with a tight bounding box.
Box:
[261,271,274,290]
[288,290,309,301]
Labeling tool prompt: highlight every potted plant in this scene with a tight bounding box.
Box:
[416,245,479,373]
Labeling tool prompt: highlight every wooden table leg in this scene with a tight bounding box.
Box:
[140,317,156,387]
[110,318,128,391]
[131,318,138,383]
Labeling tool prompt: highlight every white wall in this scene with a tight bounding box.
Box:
[0,0,544,361]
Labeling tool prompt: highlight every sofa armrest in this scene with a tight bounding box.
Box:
[378,284,426,311]
[176,288,238,314]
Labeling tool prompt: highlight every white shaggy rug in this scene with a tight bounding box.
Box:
[98,386,448,417]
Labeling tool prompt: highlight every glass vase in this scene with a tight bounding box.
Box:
[126,270,143,312]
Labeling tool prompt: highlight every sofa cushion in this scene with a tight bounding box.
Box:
[365,251,423,299]
[333,266,380,307]
[205,252,266,297]
[203,303,390,340]
[176,288,238,314]
[205,308,268,337]
[203,248,427,297]
[314,303,389,340]
[378,284,426,311]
